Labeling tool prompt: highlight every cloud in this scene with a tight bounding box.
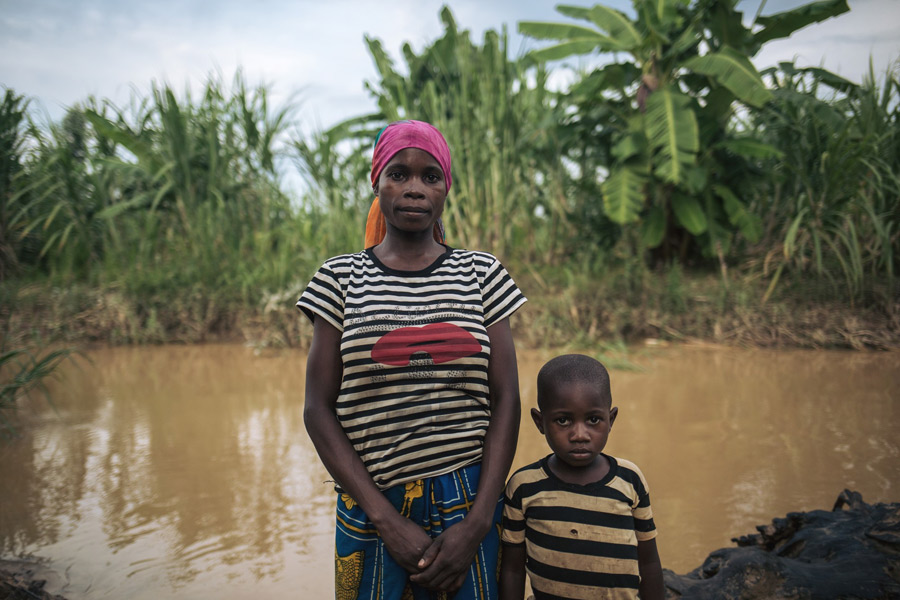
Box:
[1,0,897,127]
[750,0,900,82]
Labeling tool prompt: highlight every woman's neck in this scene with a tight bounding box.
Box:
[372,232,446,272]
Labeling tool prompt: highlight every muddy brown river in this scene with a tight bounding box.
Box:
[1,344,898,598]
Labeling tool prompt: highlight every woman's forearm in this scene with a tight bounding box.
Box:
[303,318,398,526]
[469,319,521,529]
[304,373,433,573]
[303,401,398,524]
[470,393,519,528]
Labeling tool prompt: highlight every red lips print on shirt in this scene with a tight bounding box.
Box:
[371,323,481,366]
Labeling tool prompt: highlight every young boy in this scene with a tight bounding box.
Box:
[499,354,665,600]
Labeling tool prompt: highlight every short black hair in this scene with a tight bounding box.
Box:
[537,354,611,410]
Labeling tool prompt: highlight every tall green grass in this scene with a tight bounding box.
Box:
[750,63,900,303]
[1,89,30,280]
[6,73,327,341]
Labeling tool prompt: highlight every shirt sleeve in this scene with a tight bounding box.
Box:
[481,257,527,328]
[296,263,345,332]
[500,476,526,546]
[630,464,657,542]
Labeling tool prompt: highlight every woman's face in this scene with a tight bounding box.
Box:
[375,148,447,236]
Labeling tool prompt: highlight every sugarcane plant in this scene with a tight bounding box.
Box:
[0,89,30,280]
[314,7,572,263]
[750,61,900,301]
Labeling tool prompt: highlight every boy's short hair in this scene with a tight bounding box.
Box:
[537,354,612,410]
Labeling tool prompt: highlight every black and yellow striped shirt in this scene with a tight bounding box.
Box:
[298,247,526,490]
[502,454,656,600]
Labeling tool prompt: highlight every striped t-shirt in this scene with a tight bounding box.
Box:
[501,454,657,600]
[297,246,526,490]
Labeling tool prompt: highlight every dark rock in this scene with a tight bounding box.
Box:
[664,490,900,600]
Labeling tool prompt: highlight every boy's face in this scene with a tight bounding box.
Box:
[532,381,617,472]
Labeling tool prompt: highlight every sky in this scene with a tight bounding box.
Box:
[2,0,899,133]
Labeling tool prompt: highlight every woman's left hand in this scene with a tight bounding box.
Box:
[408,518,485,592]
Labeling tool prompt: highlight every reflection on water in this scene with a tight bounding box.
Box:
[1,344,898,598]
[1,345,333,598]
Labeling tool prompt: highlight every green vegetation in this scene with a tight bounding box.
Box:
[516,0,856,267]
[361,8,571,263]
[4,73,317,346]
[1,1,898,351]
[0,346,75,437]
[520,0,779,259]
[749,61,900,304]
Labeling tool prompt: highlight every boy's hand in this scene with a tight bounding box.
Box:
[409,519,483,592]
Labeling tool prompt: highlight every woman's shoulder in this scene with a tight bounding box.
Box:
[448,247,497,259]
[444,248,503,269]
[318,249,372,271]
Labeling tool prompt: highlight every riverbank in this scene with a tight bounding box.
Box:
[0,560,66,600]
[4,271,899,350]
[665,490,900,599]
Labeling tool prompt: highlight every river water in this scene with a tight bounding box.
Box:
[1,344,898,598]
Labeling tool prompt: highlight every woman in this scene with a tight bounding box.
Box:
[298,120,525,600]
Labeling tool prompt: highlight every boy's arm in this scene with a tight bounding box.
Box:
[637,538,665,600]
[499,543,527,600]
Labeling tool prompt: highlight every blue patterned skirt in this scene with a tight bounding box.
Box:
[334,462,502,600]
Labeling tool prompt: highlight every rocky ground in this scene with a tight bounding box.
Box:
[664,490,900,599]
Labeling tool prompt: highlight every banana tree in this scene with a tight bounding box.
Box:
[519,0,849,262]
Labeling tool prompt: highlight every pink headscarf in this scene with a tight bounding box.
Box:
[365,120,451,247]
[370,120,452,191]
